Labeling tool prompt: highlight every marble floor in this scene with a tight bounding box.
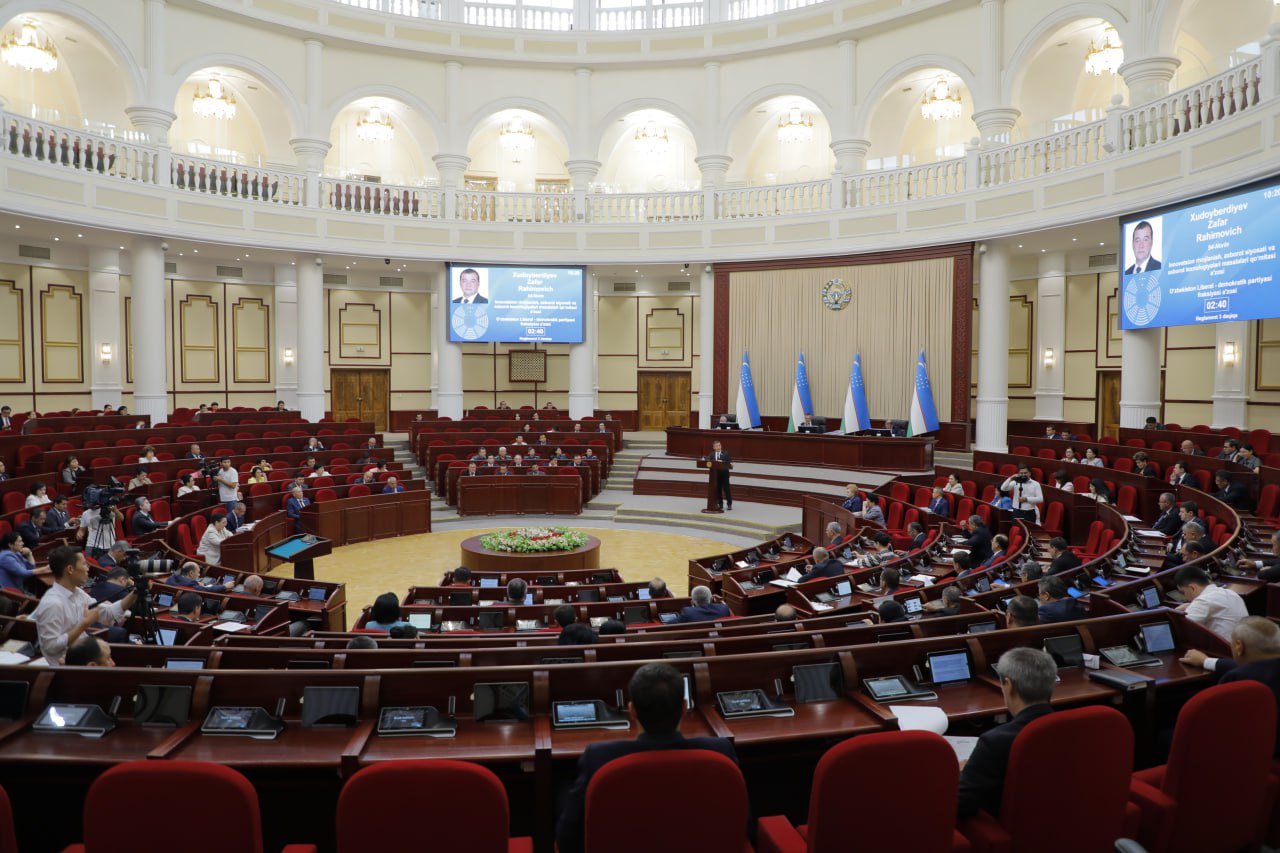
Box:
[270,527,735,628]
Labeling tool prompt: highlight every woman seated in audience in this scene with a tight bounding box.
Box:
[127,468,152,491]
[1061,447,1078,463]
[1052,470,1073,493]
[137,445,159,465]
[365,592,412,632]
[1082,447,1105,467]
[275,401,288,412]
[61,456,84,487]
[245,466,268,486]
[176,473,202,497]
[196,513,232,565]
[840,484,863,513]
[1081,477,1112,504]
[944,472,965,495]
[25,482,51,509]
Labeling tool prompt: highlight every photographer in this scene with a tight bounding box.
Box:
[213,457,240,514]
[32,546,135,666]
[1000,464,1043,523]
[77,494,123,560]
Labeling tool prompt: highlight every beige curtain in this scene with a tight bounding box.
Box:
[727,258,954,422]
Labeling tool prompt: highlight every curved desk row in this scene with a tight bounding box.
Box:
[665,427,935,472]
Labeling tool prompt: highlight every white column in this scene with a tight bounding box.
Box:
[433,270,464,418]
[568,274,596,419]
[289,39,329,208]
[295,257,326,422]
[274,263,299,409]
[975,242,1010,452]
[698,265,715,429]
[1119,329,1162,429]
[1211,322,1249,429]
[1119,57,1181,106]
[1033,251,1066,422]
[130,238,168,425]
[124,0,175,183]
[88,248,123,411]
[565,67,600,195]
[435,61,469,220]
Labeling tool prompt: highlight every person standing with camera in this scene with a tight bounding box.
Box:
[213,457,240,514]
[77,496,123,560]
[1001,463,1043,524]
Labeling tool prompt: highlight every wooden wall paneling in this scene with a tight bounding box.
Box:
[39,282,84,384]
[338,303,383,360]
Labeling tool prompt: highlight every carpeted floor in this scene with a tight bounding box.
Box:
[270,527,735,628]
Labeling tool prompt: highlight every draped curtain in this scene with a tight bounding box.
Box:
[726,258,954,421]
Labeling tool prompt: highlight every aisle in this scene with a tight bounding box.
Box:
[270,527,737,628]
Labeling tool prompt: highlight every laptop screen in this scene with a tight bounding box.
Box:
[479,578,499,588]
[927,650,972,685]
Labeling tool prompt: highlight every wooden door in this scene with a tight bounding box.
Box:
[638,372,691,431]
[1097,371,1120,440]
[331,369,389,432]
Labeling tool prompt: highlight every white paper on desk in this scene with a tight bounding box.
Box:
[810,601,832,611]
[943,735,980,762]
[1133,528,1164,536]
[768,579,797,588]
[888,705,948,735]
[735,561,750,569]
[0,651,30,665]
[212,621,252,633]
[784,567,803,582]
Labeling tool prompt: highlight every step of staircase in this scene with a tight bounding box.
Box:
[611,507,800,539]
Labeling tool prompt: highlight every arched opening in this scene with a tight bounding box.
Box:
[724,95,833,186]
[1170,0,1271,89]
[596,109,699,193]
[169,67,293,167]
[326,97,438,187]
[464,108,570,193]
[1010,18,1126,140]
[864,69,975,170]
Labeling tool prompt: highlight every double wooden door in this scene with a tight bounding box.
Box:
[638,372,691,431]
[331,369,389,432]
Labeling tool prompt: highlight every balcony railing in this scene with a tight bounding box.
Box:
[3,58,1276,228]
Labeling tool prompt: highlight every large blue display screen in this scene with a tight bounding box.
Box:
[1119,179,1280,330]
[447,264,585,343]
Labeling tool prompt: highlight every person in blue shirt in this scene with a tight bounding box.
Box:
[0,532,36,591]
[365,592,412,632]
[381,476,405,494]
[285,485,310,534]
[927,486,951,517]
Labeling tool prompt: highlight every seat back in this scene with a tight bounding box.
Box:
[81,761,264,853]
[807,731,959,853]
[0,782,16,853]
[1161,680,1277,853]
[336,760,516,853]
[1042,502,1064,535]
[999,706,1134,853]
[585,750,749,853]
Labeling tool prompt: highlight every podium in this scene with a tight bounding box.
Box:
[697,457,730,514]
[263,533,333,581]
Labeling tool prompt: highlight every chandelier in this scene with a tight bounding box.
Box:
[355,106,395,143]
[192,76,237,120]
[634,121,669,155]
[920,76,962,122]
[1,18,58,74]
[777,107,813,143]
[499,117,535,155]
[1084,25,1124,76]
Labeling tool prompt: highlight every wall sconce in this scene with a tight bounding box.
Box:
[99,343,113,364]
[1042,347,1055,368]
[1222,341,1237,366]
[283,348,295,366]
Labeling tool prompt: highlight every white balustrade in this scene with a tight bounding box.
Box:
[727,0,823,21]
[3,111,158,183]
[1120,59,1262,152]
[170,154,305,205]
[332,0,437,16]
[845,159,965,208]
[588,192,702,223]
[463,0,574,29]
[456,190,576,223]
[978,120,1106,187]
[322,177,445,218]
[716,181,831,219]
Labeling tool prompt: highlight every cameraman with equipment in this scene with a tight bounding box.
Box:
[33,545,136,665]
[1000,463,1043,523]
[76,482,126,560]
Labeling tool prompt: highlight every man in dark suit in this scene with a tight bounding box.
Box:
[186,444,204,461]
[452,268,488,304]
[225,502,248,534]
[85,567,132,604]
[1046,537,1081,574]
[708,440,732,511]
[1124,220,1161,275]
[16,508,46,549]
[130,497,164,537]
[1179,616,1280,756]
[95,541,128,569]
[1167,461,1194,488]
[461,461,481,478]
[981,534,1009,568]
[556,663,738,853]
[1037,576,1086,624]
[1212,471,1255,512]
[927,487,951,518]
[0,406,12,431]
[961,515,993,565]
[285,485,310,534]
[677,585,731,622]
[1151,492,1182,537]
[907,521,927,551]
[1179,439,1205,457]
[166,561,233,593]
[797,547,844,583]
[957,648,1056,818]
[1247,530,1280,583]
[44,495,72,532]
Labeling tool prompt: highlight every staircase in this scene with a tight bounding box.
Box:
[383,434,428,482]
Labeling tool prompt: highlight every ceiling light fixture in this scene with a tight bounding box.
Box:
[355,106,395,143]
[634,121,669,155]
[920,76,962,121]
[1,18,58,74]
[499,116,535,157]
[1084,25,1124,76]
[192,76,237,120]
[776,107,814,144]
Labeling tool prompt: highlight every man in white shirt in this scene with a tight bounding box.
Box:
[213,457,240,514]
[1174,565,1247,641]
[33,546,135,665]
[78,504,123,559]
[1000,463,1043,523]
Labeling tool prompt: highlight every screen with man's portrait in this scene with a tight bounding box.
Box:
[446,263,585,344]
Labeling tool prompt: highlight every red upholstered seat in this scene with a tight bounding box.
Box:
[1128,681,1277,853]
[314,488,337,502]
[585,750,752,853]
[1041,502,1064,536]
[64,760,315,853]
[336,760,530,853]
[348,484,371,497]
[759,730,969,853]
[191,514,208,542]
[959,706,1139,853]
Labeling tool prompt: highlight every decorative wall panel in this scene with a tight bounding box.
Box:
[40,284,83,383]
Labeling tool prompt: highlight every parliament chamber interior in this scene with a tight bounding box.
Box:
[0,0,1279,850]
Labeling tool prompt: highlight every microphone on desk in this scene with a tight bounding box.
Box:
[274,698,287,719]
[108,695,122,718]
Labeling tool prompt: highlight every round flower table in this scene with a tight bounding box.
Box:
[459,533,601,571]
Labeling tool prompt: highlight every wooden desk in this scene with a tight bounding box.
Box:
[457,477,583,516]
[459,534,601,572]
[665,427,935,472]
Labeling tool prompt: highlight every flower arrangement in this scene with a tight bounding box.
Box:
[479,527,589,553]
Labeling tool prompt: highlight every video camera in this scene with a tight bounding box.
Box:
[81,482,126,509]
[116,547,178,594]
